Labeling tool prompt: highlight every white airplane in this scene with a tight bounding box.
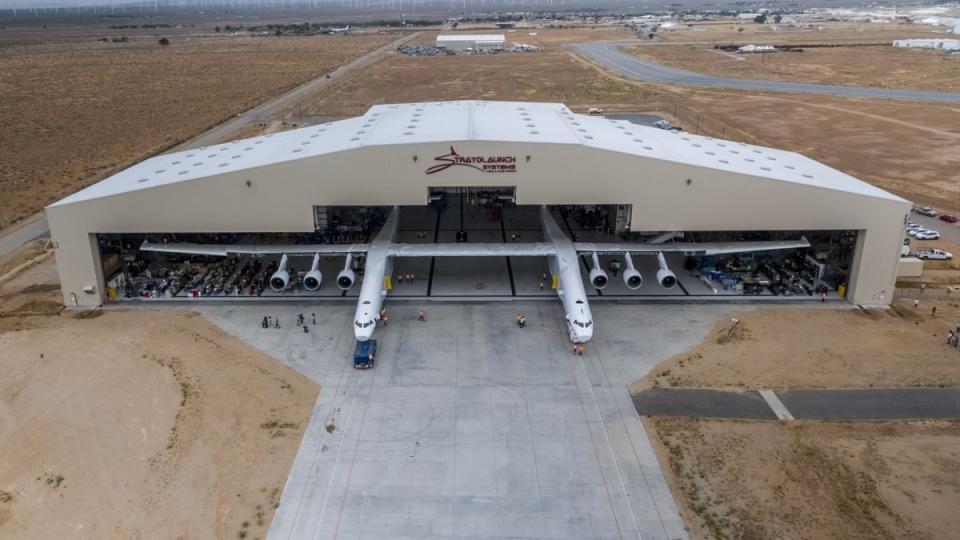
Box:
[140,206,809,344]
[329,25,351,34]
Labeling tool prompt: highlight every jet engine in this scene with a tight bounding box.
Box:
[622,253,643,290]
[656,252,677,289]
[303,253,322,291]
[337,254,356,290]
[589,252,609,290]
[269,254,290,292]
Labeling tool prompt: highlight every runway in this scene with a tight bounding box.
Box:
[573,42,960,103]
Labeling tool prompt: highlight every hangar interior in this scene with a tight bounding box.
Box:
[98,192,855,301]
[47,100,910,308]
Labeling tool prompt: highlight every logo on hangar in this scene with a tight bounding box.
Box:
[425,146,517,175]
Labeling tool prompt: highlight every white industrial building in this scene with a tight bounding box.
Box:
[893,38,960,52]
[47,100,910,309]
[436,34,505,52]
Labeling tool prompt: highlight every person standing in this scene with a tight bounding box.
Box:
[418,308,425,322]
[539,281,544,291]
[578,343,585,356]
[312,313,316,325]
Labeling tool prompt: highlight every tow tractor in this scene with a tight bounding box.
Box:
[353,339,377,369]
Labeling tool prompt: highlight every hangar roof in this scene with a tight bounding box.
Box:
[51,100,905,207]
[436,34,506,42]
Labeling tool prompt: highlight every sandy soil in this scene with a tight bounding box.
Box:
[0,299,318,539]
[646,417,960,540]
[627,44,960,93]
[632,301,960,391]
[0,31,392,232]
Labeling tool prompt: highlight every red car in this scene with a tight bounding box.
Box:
[940,214,958,223]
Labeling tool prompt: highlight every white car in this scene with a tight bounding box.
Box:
[916,248,953,260]
[915,230,941,240]
[914,206,938,217]
[908,228,927,237]
[588,107,604,115]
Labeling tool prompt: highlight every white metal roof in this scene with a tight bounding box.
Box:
[50,100,906,207]
[436,34,506,42]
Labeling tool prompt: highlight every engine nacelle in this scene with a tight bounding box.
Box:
[589,252,608,289]
[656,252,677,289]
[623,269,643,290]
[337,254,355,290]
[303,253,322,291]
[622,252,643,290]
[269,254,290,291]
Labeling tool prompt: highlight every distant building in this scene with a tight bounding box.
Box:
[495,22,516,29]
[892,38,960,52]
[436,34,505,52]
[738,44,777,53]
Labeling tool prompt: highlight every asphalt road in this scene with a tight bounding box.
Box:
[0,32,420,259]
[633,387,960,420]
[573,42,960,104]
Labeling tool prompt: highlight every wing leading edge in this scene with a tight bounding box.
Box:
[139,241,369,257]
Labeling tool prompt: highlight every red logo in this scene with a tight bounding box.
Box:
[425,146,516,174]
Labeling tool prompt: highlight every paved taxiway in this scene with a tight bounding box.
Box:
[573,43,960,103]
[198,302,736,539]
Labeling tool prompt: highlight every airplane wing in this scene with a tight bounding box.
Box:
[574,237,810,256]
[388,243,558,257]
[139,240,368,257]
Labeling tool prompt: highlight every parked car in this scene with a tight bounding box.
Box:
[906,223,923,231]
[915,230,941,240]
[916,248,953,260]
[940,214,958,223]
[588,107,604,115]
[914,206,938,217]
[908,228,927,237]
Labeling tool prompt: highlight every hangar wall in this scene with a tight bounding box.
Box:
[47,140,910,307]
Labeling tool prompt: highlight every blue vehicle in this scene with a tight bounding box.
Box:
[353,339,377,369]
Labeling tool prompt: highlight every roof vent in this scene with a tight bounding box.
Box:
[178,170,188,175]
[172,160,181,165]
[692,143,701,148]
[643,146,653,150]
[310,134,318,138]
[584,135,594,140]
[219,163,228,168]
[207,154,216,158]
[255,141,263,145]
[244,147,253,151]
[785,165,795,170]
[185,153,194,158]
[730,150,740,155]
[719,159,729,164]
[753,149,762,154]
[350,137,360,141]
[745,158,755,163]
[292,149,302,153]
[706,151,715,155]
[302,141,311,145]
[404,132,413,136]
[802,174,814,179]
[232,155,240,159]
[137,178,149,183]
[220,147,228,151]
[530,131,539,135]
[633,138,643,143]
[193,162,202,166]
[155,169,165,174]
[761,166,772,171]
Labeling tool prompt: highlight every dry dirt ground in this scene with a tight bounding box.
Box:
[646,417,960,540]
[632,301,960,391]
[627,44,960,93]
[0,268,318,539]
[0,31,393,232]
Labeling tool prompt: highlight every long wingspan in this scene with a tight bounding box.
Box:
[574,238,810,256]
[139,240,369,257]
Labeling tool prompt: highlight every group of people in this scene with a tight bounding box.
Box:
[261,313,317,332]
[515,314,528,328]
[571,341,586,355]
[395,273,417,285]
[946,322,960,347]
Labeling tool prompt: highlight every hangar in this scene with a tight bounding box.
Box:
[47,100,909,337]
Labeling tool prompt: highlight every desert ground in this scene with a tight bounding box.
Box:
[0,30,395,232]
[631,301,960,540]
[632,301,960,391]
[0,254,319,539]
[647,417,960,540]
[627,44,960,92]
